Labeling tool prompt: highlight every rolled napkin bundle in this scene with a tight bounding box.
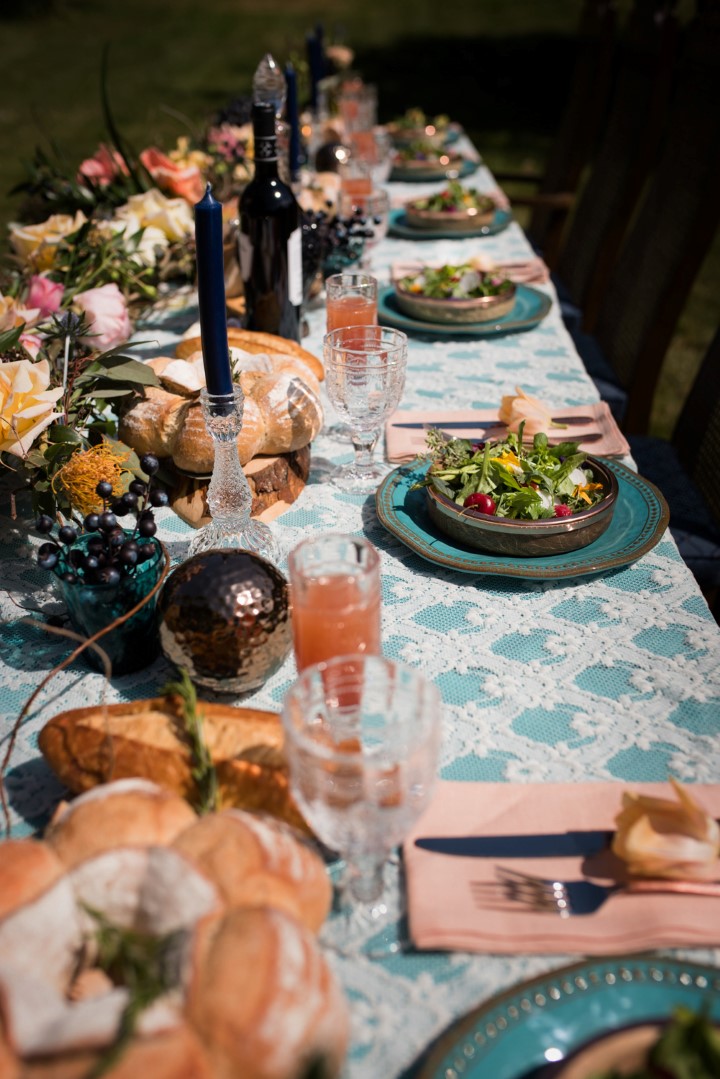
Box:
[385,402,631,463]
[403,780,720,954]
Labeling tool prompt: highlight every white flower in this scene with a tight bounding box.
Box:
[0,359,63,457]
[114,188,193,243]
[104,212,170,266]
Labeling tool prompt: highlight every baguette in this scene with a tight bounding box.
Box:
[38,698,309,834]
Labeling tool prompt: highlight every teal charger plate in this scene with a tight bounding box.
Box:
[388,206,512,240]
[375,459,669,579]
[416,956,720,1079]
[378,284,552,339]
[389,158,478,183]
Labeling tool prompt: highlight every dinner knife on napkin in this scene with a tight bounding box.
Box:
[391,417,594,430]
[415,831,615,857]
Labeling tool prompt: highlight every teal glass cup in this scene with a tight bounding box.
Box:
[53,532,163,676]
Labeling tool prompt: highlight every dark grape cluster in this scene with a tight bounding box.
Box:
[301,206,374,298]
[35,454,166,586]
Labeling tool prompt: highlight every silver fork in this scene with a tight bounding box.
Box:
[470,867,720,917]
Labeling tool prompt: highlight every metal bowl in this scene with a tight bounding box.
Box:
[425,456,618,557]
[404,200,495,233]
[394,282,517,325]
[390,153,465,182]
[387,123,448,149]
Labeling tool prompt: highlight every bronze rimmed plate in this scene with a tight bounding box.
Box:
[394,283,517,325]
[375,459,669,579]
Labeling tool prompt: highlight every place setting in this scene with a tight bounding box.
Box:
[376,389,669,579]
[378,258,552,339]
[388,179,514,240]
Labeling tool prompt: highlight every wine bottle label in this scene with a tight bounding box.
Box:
[238,231,253,278]
[255,135,278,162]
[287,227,302,307]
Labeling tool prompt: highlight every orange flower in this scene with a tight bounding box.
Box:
[140,147,206,204]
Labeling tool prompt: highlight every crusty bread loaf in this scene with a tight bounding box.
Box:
[118,349,323,476]
[173,810,331,932]
[185,907,349,1079]
[20,1025,213,1079]
[175,328,324,382]
[38,699,310,834]
[43,780,197,869]
[0,840,65,919]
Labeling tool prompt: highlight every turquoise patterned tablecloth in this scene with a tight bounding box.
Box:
[1,158,719,1078]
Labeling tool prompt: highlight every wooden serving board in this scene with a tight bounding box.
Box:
[168,445,311,528]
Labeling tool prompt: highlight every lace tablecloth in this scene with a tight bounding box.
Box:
[2,161,720,1079]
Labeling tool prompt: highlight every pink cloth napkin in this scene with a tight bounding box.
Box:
[404,781,720,954]
[385,403,630,463]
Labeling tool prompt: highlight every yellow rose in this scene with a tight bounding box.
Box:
[498,386,559,437]
[8,212,87,271]
[612,779,720,881]
[0,359,63,457]
[114,188,193,243]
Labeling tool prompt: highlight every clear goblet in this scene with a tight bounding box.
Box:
[323,325,407,493]
[281,654,442,956]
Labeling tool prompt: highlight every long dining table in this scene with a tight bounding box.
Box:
[1,149,720,1079]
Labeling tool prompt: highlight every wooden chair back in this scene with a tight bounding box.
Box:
[674,326,720,529]
[556,0,681,329]
[591,1,720,433]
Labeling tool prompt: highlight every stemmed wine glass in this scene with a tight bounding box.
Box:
[323,325,408,493]
[281,654,442,956]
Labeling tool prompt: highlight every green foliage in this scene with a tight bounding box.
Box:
[162,667,219,814]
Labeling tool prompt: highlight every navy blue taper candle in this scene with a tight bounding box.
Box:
[306,32,323,112]
[194,183,233,396]
[285,62,301,181]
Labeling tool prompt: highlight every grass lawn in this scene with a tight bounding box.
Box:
[1,0,716,436]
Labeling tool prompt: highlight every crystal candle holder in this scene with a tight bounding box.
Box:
[188,388,279,564]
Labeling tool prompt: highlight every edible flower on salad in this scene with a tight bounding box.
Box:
[398,261,513,300]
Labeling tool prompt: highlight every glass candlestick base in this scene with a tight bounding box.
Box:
[188,388,279,565]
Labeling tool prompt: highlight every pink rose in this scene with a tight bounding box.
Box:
[27,275,64,319]
[19,332,43,360]
[77,143,129,187]
[74,283,132,351]
[140,147,206,204]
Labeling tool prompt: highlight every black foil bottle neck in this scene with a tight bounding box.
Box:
[252,102,279,171]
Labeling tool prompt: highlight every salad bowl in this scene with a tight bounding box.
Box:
[394,263,516,325]
[404,182,497,233]
[390,143,467,182]
[426,456,617,557]
[387,108,451,148]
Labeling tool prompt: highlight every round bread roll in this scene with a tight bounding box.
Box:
[241,370,323,455]
[0,839,65,919]
[172,810,331,932]
[185,906,349,1079]
[118,386,191,458]
[171,390,266,474]
[20,1025,213,1079]
[44,780,197,869]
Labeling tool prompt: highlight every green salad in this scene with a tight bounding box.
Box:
[395,140,458,162]
[594,1007,720,1078]
[410,180,495,215]
[398,263,513,300]
[416,428,606,520]
[392,107,450,131]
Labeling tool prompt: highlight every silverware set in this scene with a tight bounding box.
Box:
[470,866,720,917]
[390,417,603,444]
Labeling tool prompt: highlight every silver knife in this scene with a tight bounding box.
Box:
[415,831,614,858]
[391,417,594,430]
[430,430,603,444]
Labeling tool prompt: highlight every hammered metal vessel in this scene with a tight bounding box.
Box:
[426,456,618,557]
[158,549,291,693]
[394,282,517,325]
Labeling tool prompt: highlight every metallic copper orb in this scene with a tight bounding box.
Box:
[158,550,291,693]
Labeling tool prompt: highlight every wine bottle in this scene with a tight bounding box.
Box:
[239,101,302,343]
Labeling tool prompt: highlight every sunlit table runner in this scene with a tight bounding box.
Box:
[1,154,720,1079]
